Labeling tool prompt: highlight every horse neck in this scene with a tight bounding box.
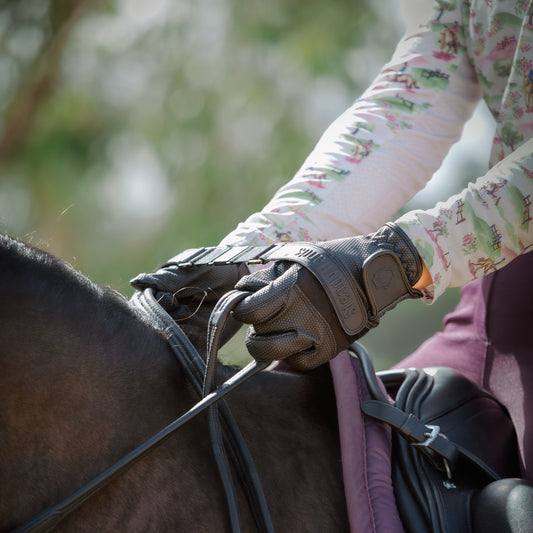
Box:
[0,237,195,530]
[0,236,347,531]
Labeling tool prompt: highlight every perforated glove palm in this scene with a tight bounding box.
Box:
[131,259,248,342]
[233,223,423,370]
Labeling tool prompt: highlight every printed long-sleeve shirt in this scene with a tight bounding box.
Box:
[220,0,533,301]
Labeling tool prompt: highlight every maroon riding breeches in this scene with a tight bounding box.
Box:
[394,251,533,482]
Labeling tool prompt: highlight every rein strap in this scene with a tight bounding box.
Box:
[13,289,271,533]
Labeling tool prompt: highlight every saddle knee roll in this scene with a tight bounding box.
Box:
[471,478,533,533]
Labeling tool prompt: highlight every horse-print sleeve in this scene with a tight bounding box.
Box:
[221,0,480,248]
[397,140,533,302]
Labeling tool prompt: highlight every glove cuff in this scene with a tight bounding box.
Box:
[377,223,423,287]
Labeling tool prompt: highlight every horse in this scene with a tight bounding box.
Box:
[0,233,349,532]
[440,27,459,55]
[385,72,419,90]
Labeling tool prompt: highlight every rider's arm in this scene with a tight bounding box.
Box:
[220,0,480,246]
[221,2,533,303]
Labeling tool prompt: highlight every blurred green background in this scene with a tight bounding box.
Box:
[0,0,493,369]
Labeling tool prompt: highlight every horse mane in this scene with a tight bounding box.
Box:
[0,234,152,343]
[0,232,182,404]
[0,233,124,312]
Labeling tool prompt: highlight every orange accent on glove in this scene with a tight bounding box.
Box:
[413,260,432,290]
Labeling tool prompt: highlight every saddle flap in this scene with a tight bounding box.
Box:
[383,367,520,479]
[378,366,521,533]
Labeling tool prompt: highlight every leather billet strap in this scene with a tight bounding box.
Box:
[163,243,417,337]
[361,398,501,482]
[361,400,459,476]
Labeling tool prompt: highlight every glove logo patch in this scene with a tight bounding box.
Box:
[372,268,394,290]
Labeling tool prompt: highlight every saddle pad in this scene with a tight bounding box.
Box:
[329,350,404,533]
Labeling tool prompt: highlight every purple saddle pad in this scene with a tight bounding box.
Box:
[330,350,404,533]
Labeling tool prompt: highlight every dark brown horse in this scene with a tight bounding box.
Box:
[0,234,349,532]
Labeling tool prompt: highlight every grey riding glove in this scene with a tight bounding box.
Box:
[232,223,423,370]
[131,259,248,341]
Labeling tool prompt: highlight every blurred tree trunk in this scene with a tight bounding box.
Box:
[0,0,100,166]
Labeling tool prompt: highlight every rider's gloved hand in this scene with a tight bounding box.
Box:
[232,223,423,370]
[131,258,249,342]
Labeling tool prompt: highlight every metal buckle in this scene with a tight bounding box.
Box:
[412,425,453,479]
[412,424,440,448]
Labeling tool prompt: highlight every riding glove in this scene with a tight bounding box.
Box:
[233,223,423,370]
[131,259,248,341]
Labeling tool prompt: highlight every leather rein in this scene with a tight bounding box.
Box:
[12,288,274,533]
